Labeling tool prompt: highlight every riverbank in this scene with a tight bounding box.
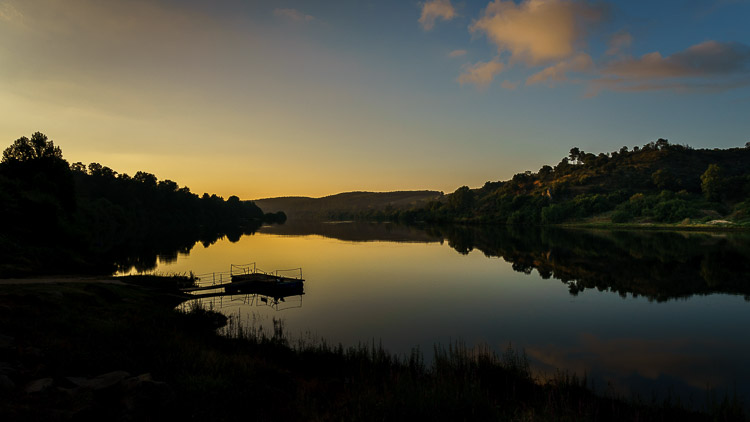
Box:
[556,220,750,231]
[0,276,745,421]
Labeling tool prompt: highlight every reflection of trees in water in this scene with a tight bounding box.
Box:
[111,223,262,274]
[112,219,750,300]
[434,225,750,302]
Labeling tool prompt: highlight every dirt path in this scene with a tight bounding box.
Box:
[0,276,125,285]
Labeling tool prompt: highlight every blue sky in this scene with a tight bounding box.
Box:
[1,0,749,198]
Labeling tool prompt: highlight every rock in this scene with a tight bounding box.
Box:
[0,374,15,392]
[122,373,153,390]
[25,377,54,393]
[69,371,131,391]
[122,373,174,413]
[21,346,44,359]
[66,376,89,387]
[707,219,732,225]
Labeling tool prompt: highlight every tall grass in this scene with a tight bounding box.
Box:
[196,305,746,420]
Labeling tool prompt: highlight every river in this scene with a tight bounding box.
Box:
[122,221,750,408]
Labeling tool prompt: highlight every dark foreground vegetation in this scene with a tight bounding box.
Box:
[351,140,750,227]
[0,132,284,276]
[0,277,744,421]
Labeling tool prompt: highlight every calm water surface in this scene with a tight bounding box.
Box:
[128,222,750,407]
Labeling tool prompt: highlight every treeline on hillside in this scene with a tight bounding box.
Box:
[357,139,750,225]
[0,132,284,276]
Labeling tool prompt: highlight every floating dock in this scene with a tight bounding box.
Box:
[180,263,304,297]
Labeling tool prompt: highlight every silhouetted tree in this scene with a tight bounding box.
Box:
[1,132,63,163]
[134,171,157,187]
[71,162,87,173]
[0,132,74,212]
[538,165,553,180]
[88,162,117,178]
[568,147,581,164]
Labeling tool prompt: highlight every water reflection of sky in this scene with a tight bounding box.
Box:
[149,229,750,408]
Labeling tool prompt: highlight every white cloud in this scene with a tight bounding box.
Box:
[448,49,467,58]
[419,0,456,31]
[457,59,504,89]
[273,8,315,22]
[470,0,603,66]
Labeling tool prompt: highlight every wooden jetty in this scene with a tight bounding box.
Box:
[180,263,304,297]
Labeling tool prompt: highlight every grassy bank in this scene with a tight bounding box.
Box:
[0,277,745,421]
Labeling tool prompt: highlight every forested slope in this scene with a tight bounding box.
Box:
[367,139,750,226]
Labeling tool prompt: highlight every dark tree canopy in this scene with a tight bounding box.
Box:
[0,131,278,276]
[2,132,63,163]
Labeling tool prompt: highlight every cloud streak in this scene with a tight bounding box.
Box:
[606,31,633,56]
[273,8,315,22]
[526,52,593,85]
[457,59,504,89]
[419,0,456,30]
[602,41,750,79]
[0,1,23,22]
[595,41,750,93]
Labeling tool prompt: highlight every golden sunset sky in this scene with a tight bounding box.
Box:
[2,0,749,198]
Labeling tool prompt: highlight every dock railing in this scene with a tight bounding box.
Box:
[192,263,303,288]
[193,270,232,287]
[273,268,303,279]
[230,262,257,276]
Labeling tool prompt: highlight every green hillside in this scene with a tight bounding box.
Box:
[360,140,750,226]
[254,190,443,220]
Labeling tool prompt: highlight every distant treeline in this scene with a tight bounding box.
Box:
[254,191,443,220]
[0,132,284,276]
[353,139,750,226]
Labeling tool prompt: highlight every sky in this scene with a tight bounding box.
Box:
[1,0,750,199]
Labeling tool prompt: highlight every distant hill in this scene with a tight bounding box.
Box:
[254,191,443,220]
